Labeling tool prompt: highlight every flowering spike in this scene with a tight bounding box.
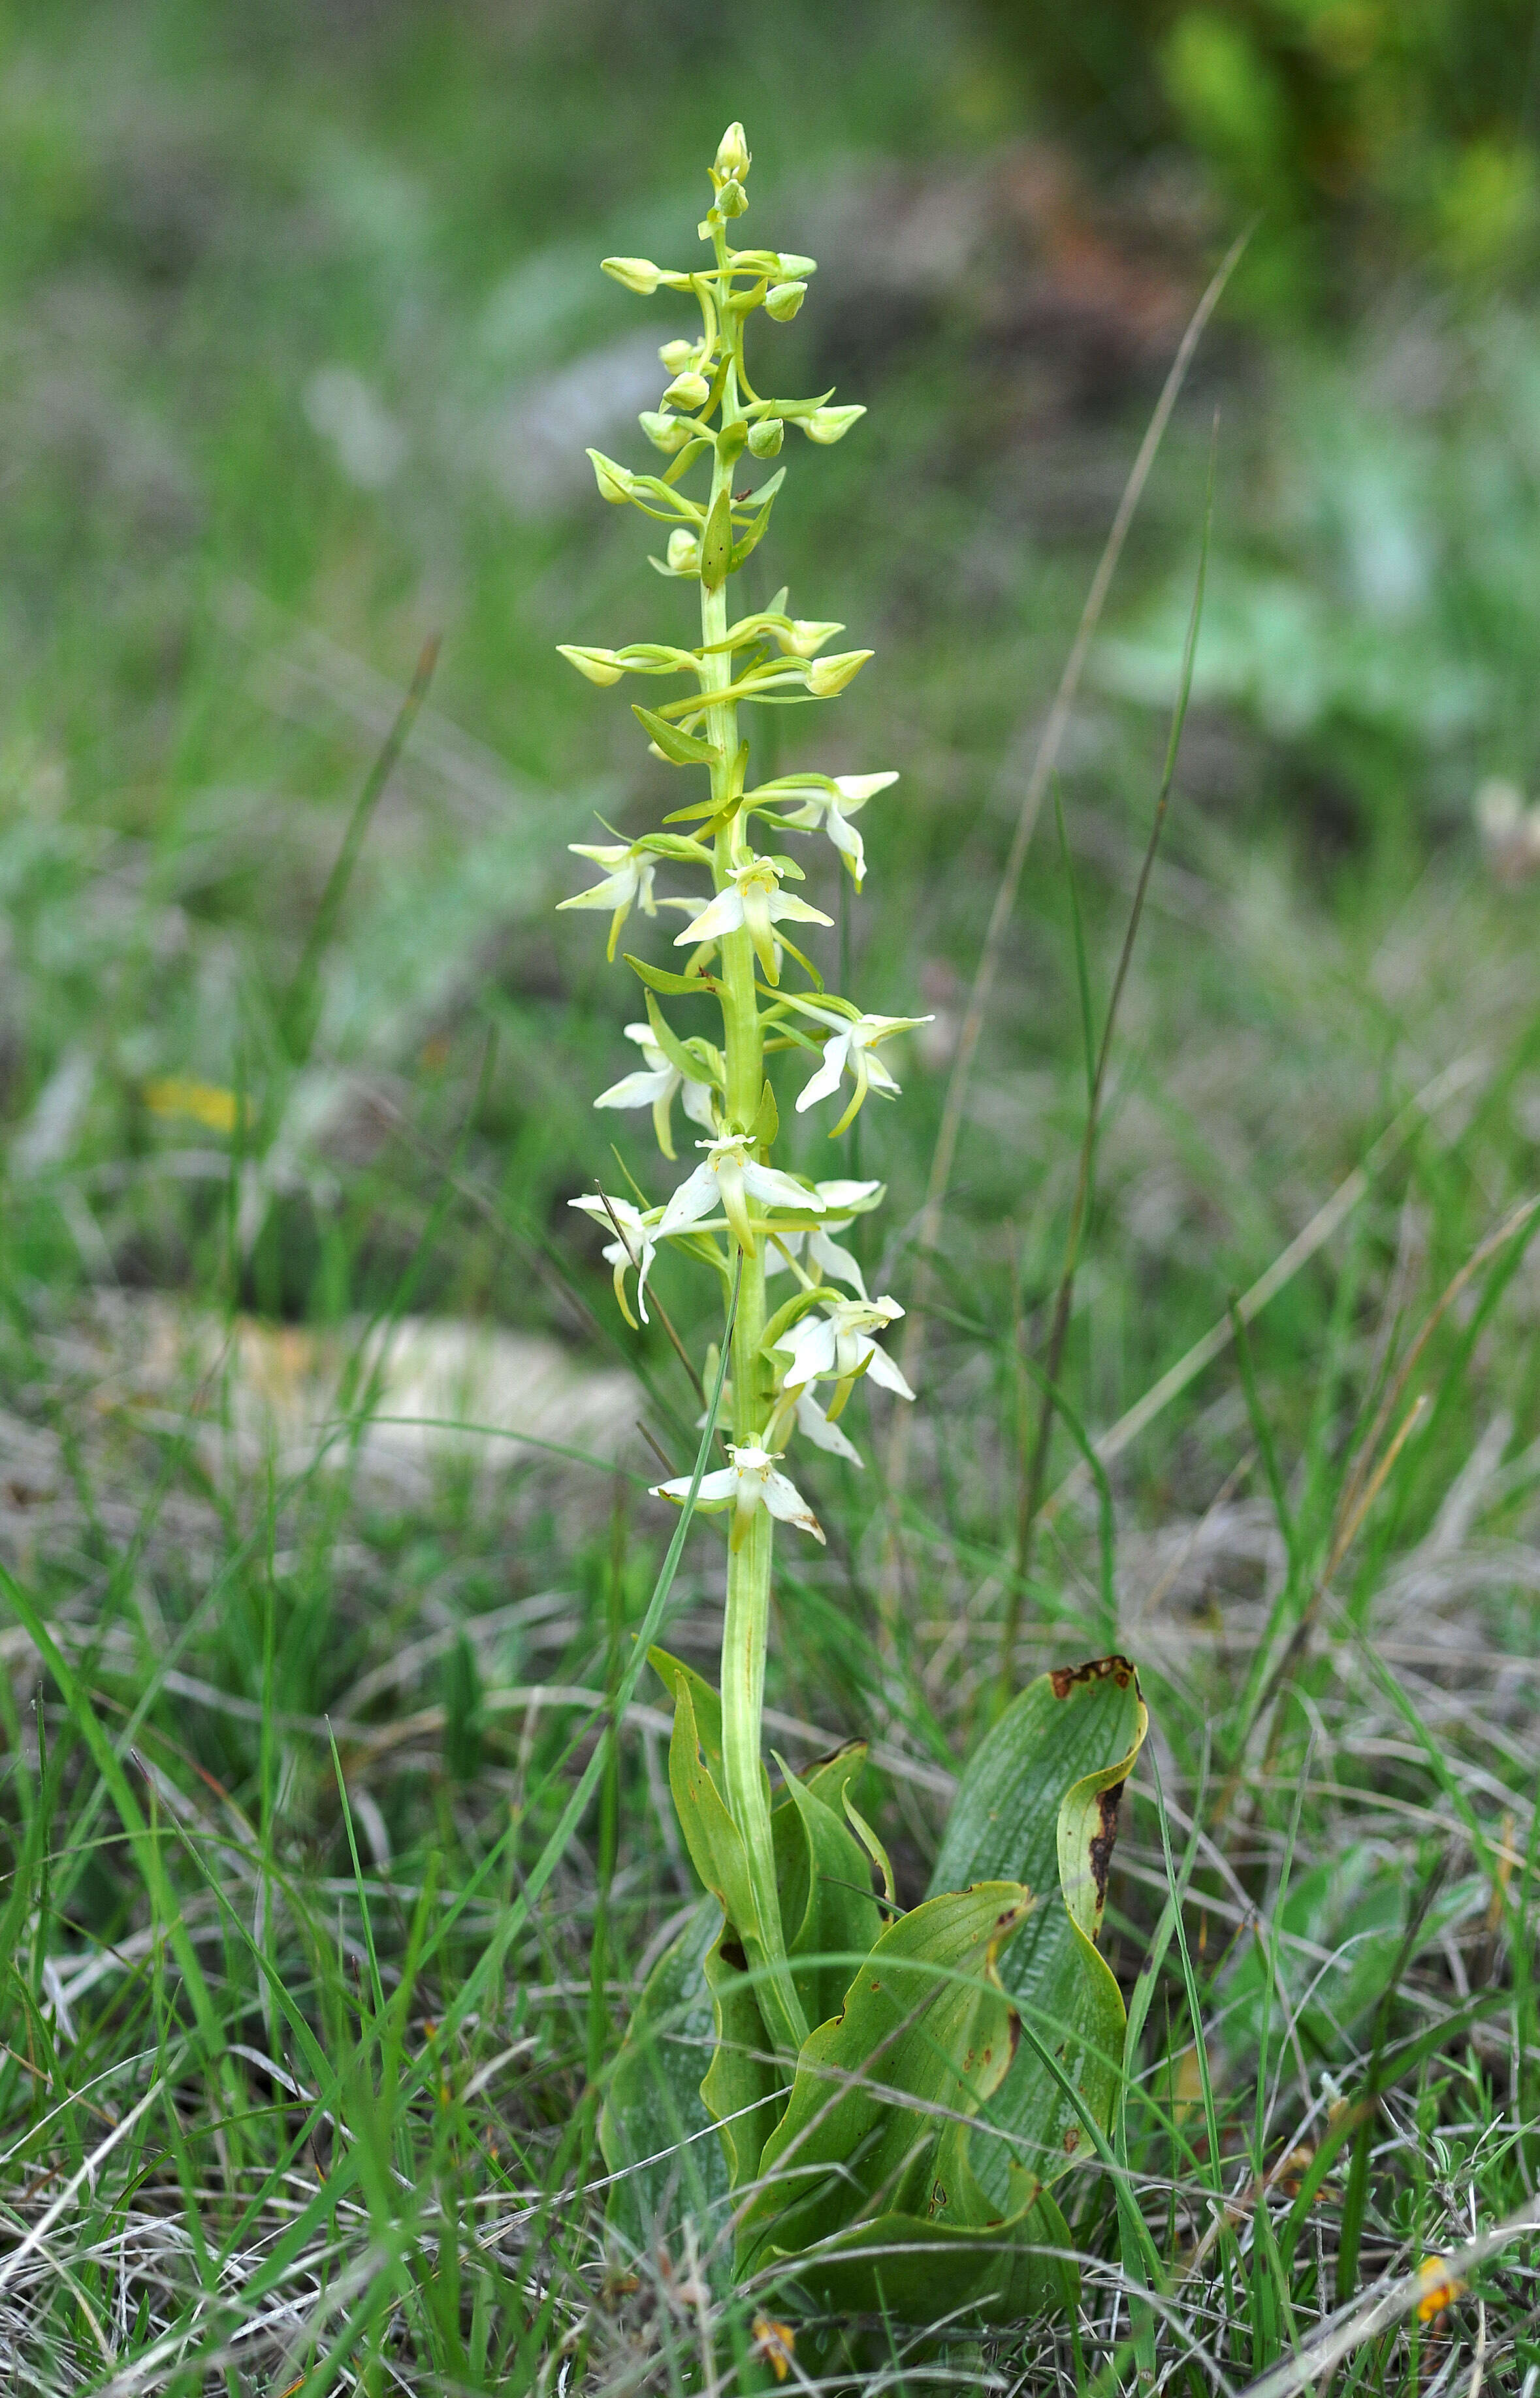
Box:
[556,124,922,2066]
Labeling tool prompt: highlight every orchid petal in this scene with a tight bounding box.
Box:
[761,1467,824,1541]
[806,1226,866,1295]
[863,1344,916,1401]
[741,1159,823,1213]
[796,1034,850,1113]
[795,1388,864,1466]
[677,887,743,946]
[594,1066,675,1110]
[656,1160,720,1238]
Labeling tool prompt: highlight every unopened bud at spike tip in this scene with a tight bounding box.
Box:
[717,178,748,218]
[714,123,751,184]
[601,256,664,296]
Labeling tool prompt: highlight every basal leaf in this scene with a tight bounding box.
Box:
[701,1923,785,2194]
[650,1645,724,1767]
[772,1755,882,2033]
[600,1897,728,2249]
[787,2185,1079,2324]
[737,1882,1033,2277]
[666,1673,758,1943]
[929,1656,1147,2199]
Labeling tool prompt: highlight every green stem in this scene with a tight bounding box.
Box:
[700,322,807,2058]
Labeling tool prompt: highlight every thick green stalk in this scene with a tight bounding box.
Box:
[700,353,807,2056]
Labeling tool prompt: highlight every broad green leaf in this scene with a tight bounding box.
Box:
[666,1674,757,1943]
[701,1922,784,2193]
[790,2185,1079,2324]
[772,1755,882,2034]
[650,1645,724,1765]
[652,1646,772,1817]
[929,1656,1147,2198]
[737,1882,1033,2277]
[600,1897,728,2248]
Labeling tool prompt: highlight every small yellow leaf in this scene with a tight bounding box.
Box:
[752,2314,795,2380]
[1414,2255,1465,2324]
[143,1078,242,1135]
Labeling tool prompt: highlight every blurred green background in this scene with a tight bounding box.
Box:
[3,0,1540,1500]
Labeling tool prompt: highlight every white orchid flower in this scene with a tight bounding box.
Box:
[677,858,831,983]
[594,1022,717,1160]
[794,1386,864,1465]
[651,1441,824,1547]
[657,1131,823,1256]
[777,1293,914,1402]
[662,889,784,980]
[770,771,898,887]
[569,1192,659,1328]
[557,841,660,962]
[796,1008,931,1136]
[764,1176,883,1297]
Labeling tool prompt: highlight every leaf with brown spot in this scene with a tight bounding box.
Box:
[929,1656,1147,2199]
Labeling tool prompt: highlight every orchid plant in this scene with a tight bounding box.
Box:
[562,125,1148,2330]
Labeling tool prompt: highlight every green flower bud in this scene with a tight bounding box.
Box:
[587,449,634,503]
[664,370,711,411]
[639,409,694,455]
[717,178,749,219]
[666,528,701,575]
[658,338,698,374]
[601,256,663,296]
[803,404,866,446]
[775,619,843,660]
[764,280,806,322]
[807,648,873,697]
[556,644,624,686]
[748,417,784,458]
[776,252,817,278]
[714,123,751,184]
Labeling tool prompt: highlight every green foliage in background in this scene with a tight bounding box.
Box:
[986,0,1540,308]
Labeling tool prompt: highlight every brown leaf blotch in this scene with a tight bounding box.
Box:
[1087,1780,1125,1910]
[1050,1652,1138,1699]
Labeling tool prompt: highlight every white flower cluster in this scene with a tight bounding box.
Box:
[556,122,931,1550]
